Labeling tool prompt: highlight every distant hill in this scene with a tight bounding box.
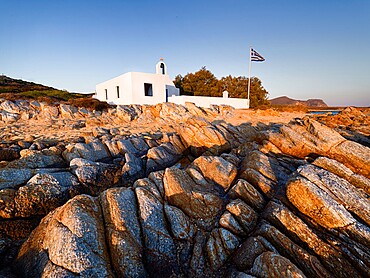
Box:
[0,75,90,102]
[0,75,56,93]
[269,96,328,107]
[0,75,111,110]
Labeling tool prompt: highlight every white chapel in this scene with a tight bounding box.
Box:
[94,60,249,109]
[95,59,180,106]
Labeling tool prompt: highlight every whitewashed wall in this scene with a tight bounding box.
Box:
[130,72,177,105]
[168,95,250,109]
[95,72,179,105]
[95,73,133,105]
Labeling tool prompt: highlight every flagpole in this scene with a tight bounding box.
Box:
[248,46,252,105]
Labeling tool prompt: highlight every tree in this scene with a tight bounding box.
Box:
[174,67,269,108]
[173,74,186,95]
[248,77,270,108]
[182,67,221,97]
[220,76,269,108]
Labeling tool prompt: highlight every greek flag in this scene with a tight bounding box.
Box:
[251,48,265,62]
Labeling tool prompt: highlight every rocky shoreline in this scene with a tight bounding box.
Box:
[0,99,369,277]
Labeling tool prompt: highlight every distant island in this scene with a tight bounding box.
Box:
[270,96,328,107]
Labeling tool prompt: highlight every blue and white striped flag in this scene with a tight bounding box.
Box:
[251,48,265,62]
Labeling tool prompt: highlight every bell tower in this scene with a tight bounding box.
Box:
[156,58,167,75]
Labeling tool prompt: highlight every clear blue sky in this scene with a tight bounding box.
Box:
[1,0,369,106]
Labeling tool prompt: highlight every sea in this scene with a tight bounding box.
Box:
[307,110,341,115]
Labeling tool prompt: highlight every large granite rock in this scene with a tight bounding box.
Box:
[71,158,121,194]
[250,252,306,278]
[163,166,224,226]
[6,149,67,169]
[0,168,33,190]
[177,117,231,156]
[146,142,182,174]
[14,195,114,277]
[135,186,180,277]
[100,187,148,277]
[191,156,237,191]
[14,172,79,218]
[63,139,110,162]
[266,117,370,178]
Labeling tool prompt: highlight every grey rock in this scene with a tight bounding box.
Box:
[133,178,162,201]
[75,139,110,162]
[163,167,223,227]
[206,228,239,271]
[168,133,187,154]
[313,156,370,194]
[14,195,114,277]
[240,168,276,199]
[164,204,195,240]
[241,150,290,186]
[226,199,257,234]
[116,105,140,121]
[263,201,361,277]
[189,230,210,277]
[232,236,278,271]
[148,170,165,198]
[78,107,92,117]
[130,137,150,156]
[63,139,111,163]
[0,168,33,190]
[250,252,306,278]
[100,187,148,278]
[6,149,67,169]
[0,111,20,123]
[146,142,182,174]
[298,164,370,225]
[92,127,109,137]
[14,172,79,218]
[254,221,332,278]
[135,186,180,277]
[220,153,241,167]
[117,138,141,156]
[59,104,78,118]
[40,261,78,277]
[226,269,255,278]
[0,100,20,114]
[287,176,356,229]
[228,179,266,211]
[102,138,121,158]
[219,211,245,236]
[191,156,237,191]
[71,158,121,194]
[122,153,145,185]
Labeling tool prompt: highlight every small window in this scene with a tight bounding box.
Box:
[116,86,120,98]
[105,89,108,100]
[144,83,153,96]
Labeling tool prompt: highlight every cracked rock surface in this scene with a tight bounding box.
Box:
[0,101,369,277]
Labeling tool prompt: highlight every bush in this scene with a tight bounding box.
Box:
[67,98,111,111]
[19,90,86,101]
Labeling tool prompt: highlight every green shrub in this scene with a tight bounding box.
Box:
[19,90,87,101]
